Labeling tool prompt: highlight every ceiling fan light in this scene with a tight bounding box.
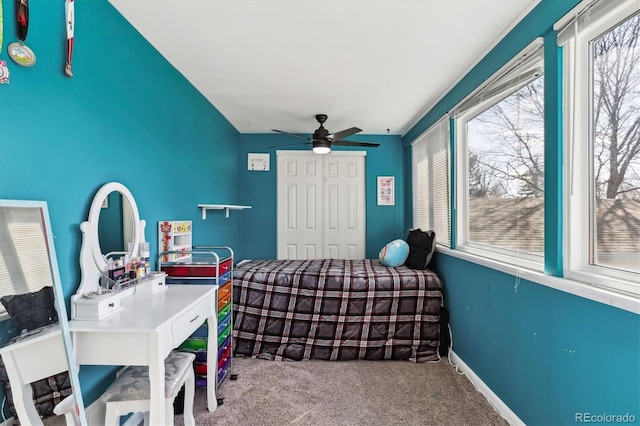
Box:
[313,146,331,154]
[312,138,331,154]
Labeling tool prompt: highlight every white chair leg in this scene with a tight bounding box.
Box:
[104,403,121,426]
[164,399,175,426]
[182,369,196,426]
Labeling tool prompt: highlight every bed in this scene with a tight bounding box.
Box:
[232,259,443,362]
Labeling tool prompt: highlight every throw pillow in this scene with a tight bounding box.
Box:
[0,286,59,332]
[379,239,410,267]
[404,229,436,269]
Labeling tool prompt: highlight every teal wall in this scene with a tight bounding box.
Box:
[0,0,242,405]
[1,0,638,423]
[405,1,640,425]
[431,254,639,425]
[238,134,406,259]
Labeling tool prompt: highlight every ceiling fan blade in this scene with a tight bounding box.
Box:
[272,129,312,141]
[333,140,380,148]
[330,127,362,141]
[267,142,312,149]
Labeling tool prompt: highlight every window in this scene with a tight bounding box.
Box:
[560,0,640,297]
[412,116,451,247]
[0,206,54,315]
[454,40,545,269]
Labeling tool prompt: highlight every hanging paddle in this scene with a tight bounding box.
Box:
[8,0,36,67]
[1,0,4,53]
[64,0,73,77]
[0,1,12,84]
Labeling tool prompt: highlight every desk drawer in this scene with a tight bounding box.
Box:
[217,292,232,312]
[162,257,232,280]
[218,303,232,322]
[194,362,207,376]
[180,337,207,351]
[218,313,232,335]
[218,343,232,370]
[218,336,231,359]
[218,357,232,384]
[218,280,232,300]
[218,323,232,347]
[171,298,211,347]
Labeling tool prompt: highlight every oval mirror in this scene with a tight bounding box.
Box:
[76,182,143,297]
[98,191,136,261]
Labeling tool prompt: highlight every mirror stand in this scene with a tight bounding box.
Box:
[0,200,87,426]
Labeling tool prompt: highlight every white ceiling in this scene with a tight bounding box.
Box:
[108,0,539,137]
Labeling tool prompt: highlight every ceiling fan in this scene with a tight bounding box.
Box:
[270,114,380,154]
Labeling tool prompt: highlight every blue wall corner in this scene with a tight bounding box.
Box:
[238,133,405,260]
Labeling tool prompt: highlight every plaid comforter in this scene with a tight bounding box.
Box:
[232,259,443,362]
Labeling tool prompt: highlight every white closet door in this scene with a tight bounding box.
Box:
[276,152,324,259]
[276,151,366,260]
[323,154,365,259]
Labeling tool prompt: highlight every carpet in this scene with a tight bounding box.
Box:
[174,356,509,426]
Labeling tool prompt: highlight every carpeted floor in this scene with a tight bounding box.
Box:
[174,356,509,426]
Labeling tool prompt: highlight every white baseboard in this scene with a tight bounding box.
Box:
[449,351,524,426]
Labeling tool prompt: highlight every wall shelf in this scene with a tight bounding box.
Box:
[197,204,252,219]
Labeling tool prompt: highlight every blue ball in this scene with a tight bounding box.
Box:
[379,239,410,267]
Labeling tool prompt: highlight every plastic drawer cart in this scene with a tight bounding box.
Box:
[158,246,237,404]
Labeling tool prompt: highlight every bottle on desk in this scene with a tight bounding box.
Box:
[140,242,151,276]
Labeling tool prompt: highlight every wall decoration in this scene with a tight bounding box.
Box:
[0,61,9,84]
[8,0,36,67]
[377,176,395,206]
[64,0,74,77]
[247,153,270,171]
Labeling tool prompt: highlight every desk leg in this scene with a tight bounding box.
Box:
[207,313,218,412]
[2,354,44,426]
[148,336,166,425]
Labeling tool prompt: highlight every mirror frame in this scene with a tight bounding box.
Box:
[76,182,145,297]
[0,199,87,425]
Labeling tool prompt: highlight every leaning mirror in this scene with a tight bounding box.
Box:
[0,200,87,426]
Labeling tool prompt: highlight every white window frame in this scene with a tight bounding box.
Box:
[454,40,545,272]
[411,116,451,247]
[561,0,640,298]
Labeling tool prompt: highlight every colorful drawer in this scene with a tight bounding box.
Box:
[159,245,235,391]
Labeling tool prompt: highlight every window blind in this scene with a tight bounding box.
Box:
[412,116,451,246]
[555,0,636,46]
[0,207,53,312]
[451,38,544,118]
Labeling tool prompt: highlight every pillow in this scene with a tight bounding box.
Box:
[379,239,410,267]
[404,229,436,269]
[0,286,59,332]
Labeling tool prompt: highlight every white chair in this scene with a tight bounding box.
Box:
[99,350,196,426]
[53,394,79,426]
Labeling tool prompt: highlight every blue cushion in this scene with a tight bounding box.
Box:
[379,239,410,267]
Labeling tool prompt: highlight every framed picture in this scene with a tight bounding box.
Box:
[377,176,395,206]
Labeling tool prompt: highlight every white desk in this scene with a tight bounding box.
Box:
[0,324,69,426]
[70,284,218,425]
